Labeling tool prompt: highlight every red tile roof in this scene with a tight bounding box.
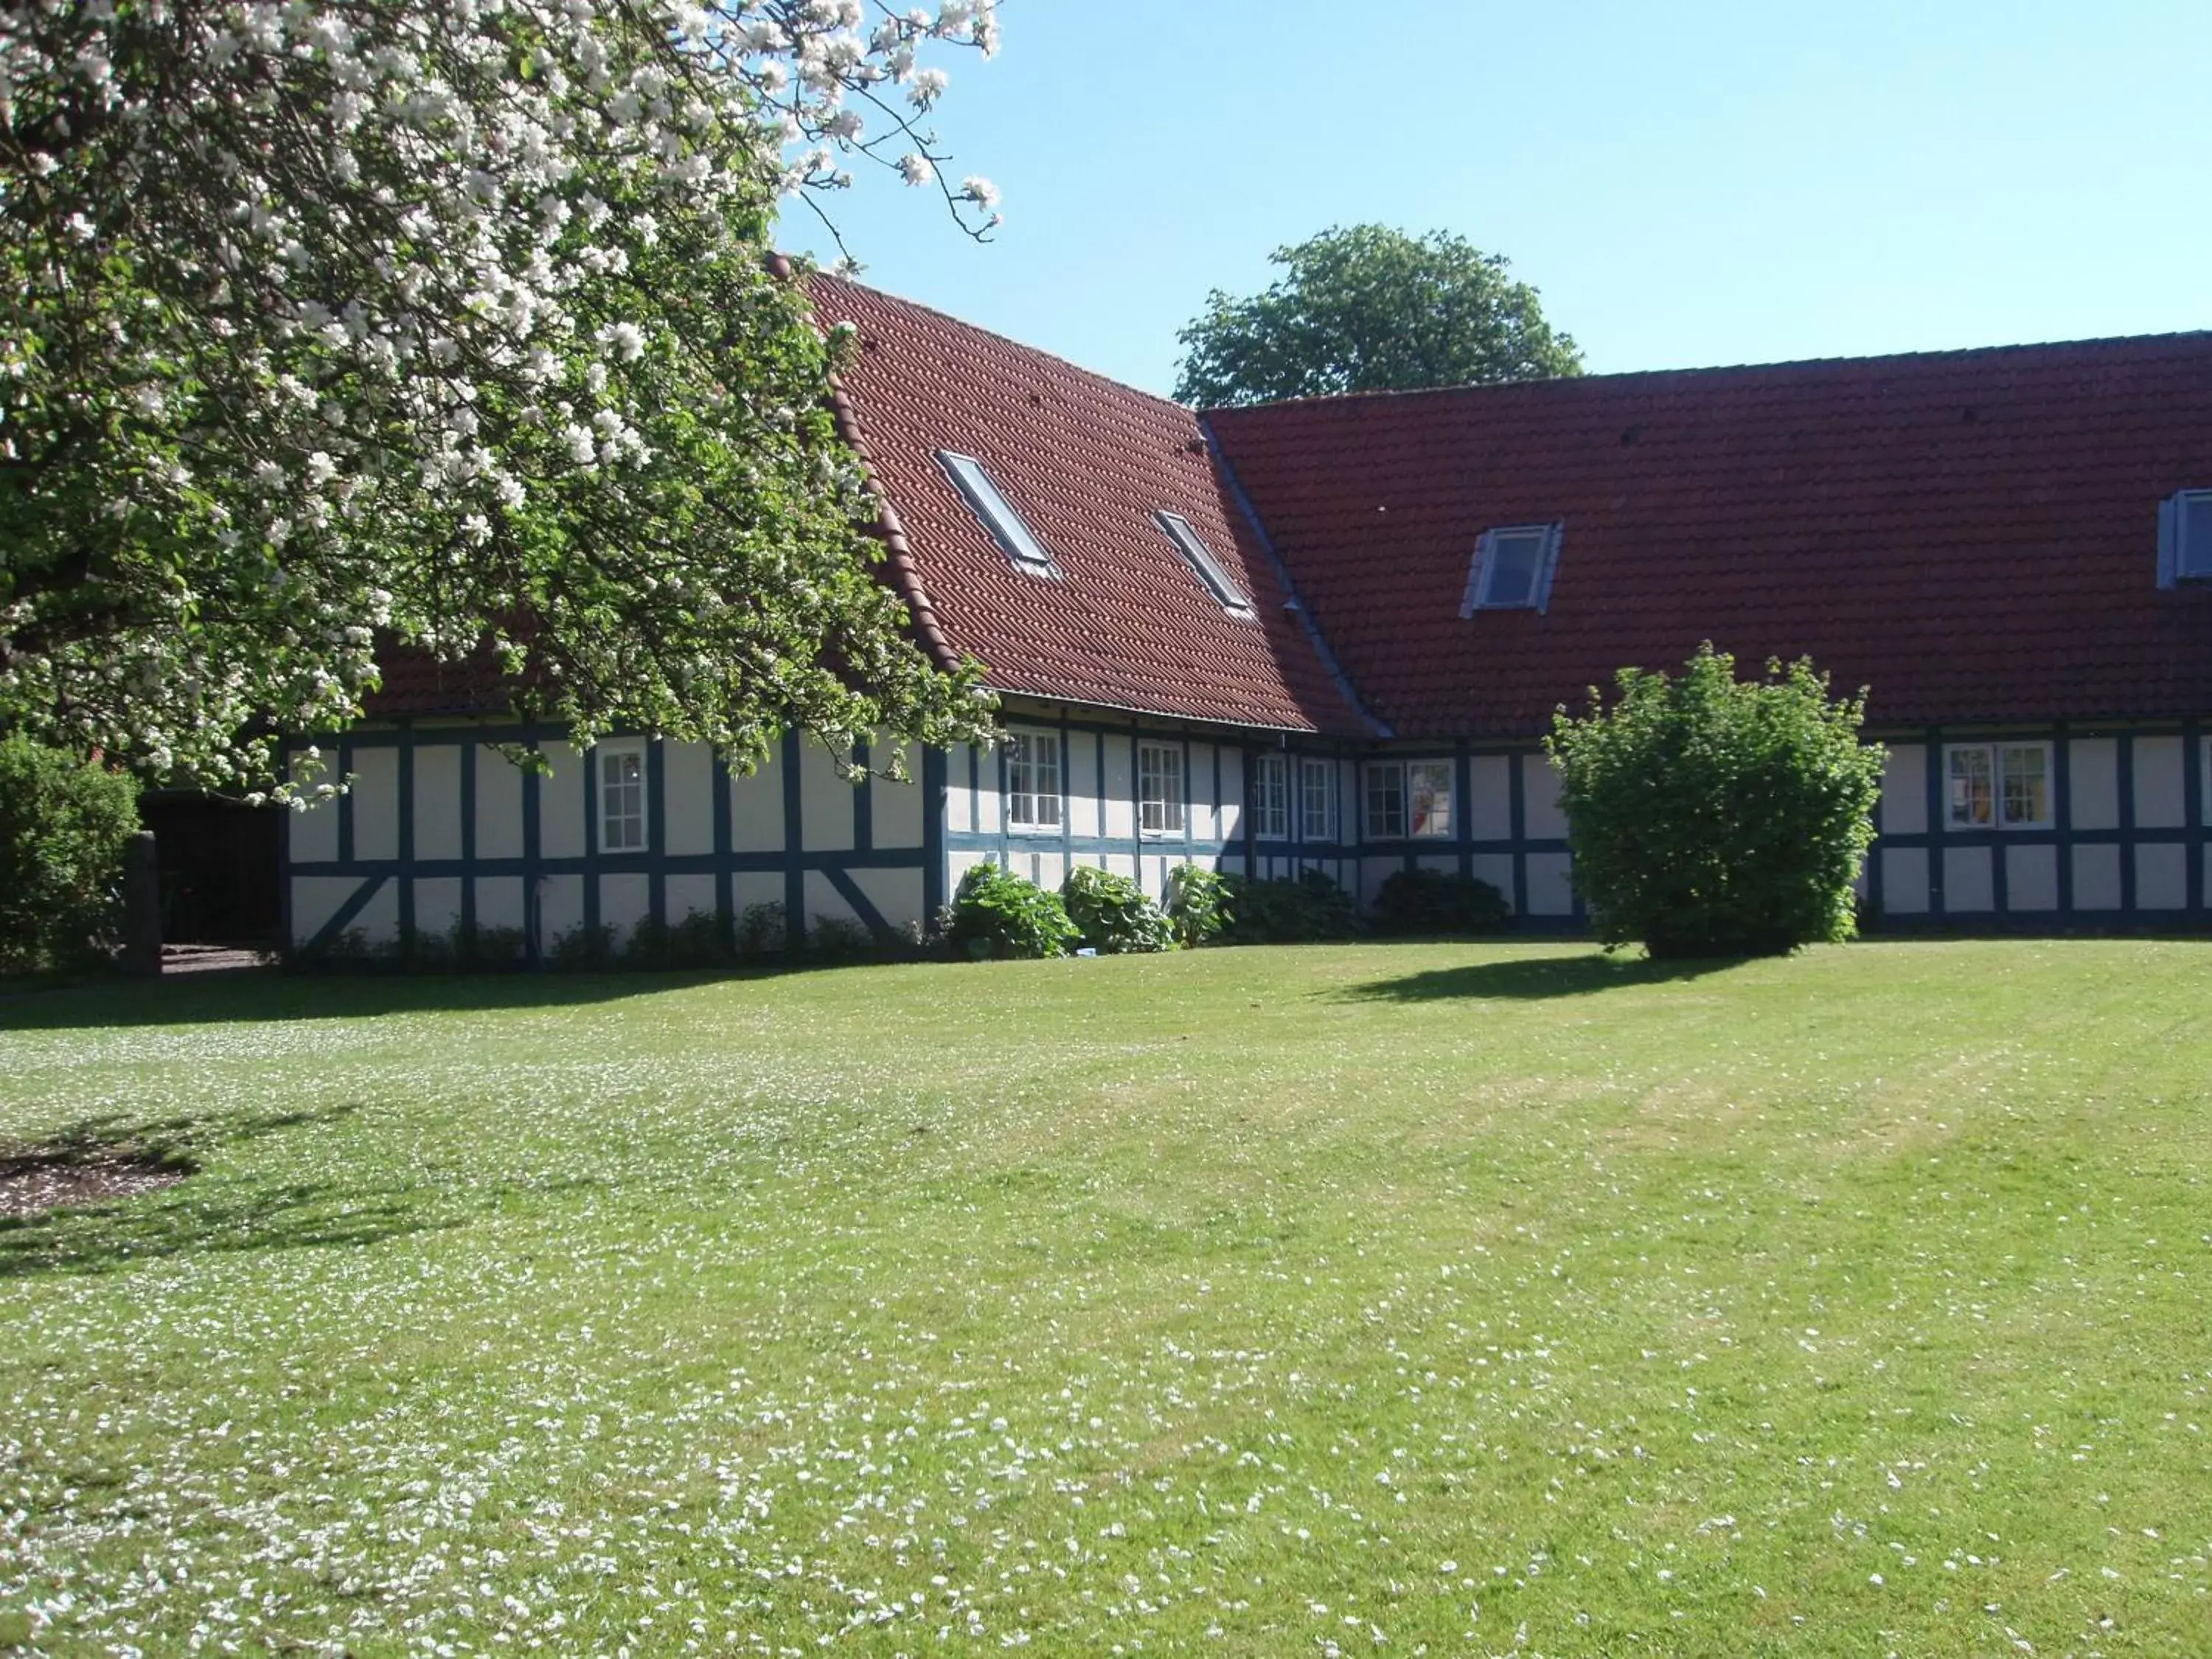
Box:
[1206,334,2212,736]
[807,274,1372,735]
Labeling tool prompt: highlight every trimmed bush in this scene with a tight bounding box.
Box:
[1547,643,1885,959]
[1165,863,1233,946]
[944,863,1079,960]
[1371,866,1511,936]
[1217,870,1360,944]
[1060,866,1176,954]
[0,736,141,975]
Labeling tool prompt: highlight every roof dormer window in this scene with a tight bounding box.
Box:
[1461,523,1562,614]
[938,451,1057,576]
[1153,510,1254,617]
[2158,489,2212,586]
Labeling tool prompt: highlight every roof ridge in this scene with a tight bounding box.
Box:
[807,267,1202,422]
[1203,327,2212,417]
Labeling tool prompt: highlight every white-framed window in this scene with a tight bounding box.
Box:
[1154,510,1254,617]
[597,741,647,852]
[1300,757,1338,843]
[937,451,1056,574]
[1138,741,1186,836]
[1253,752,1289,839]
[1945,741,2052,830]
[1460,522,1563,613]
[2157,489,2212,586]
[1006,730,1062,832]
[1366,760,1454,840]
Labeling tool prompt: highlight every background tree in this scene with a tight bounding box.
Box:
[1546,644,1886,960]
[1172,224,1582,408]
[1,0,1006,793]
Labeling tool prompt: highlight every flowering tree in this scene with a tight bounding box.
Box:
[1,0,1005,790]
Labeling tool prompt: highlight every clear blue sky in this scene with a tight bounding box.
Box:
[785,0,2210,397]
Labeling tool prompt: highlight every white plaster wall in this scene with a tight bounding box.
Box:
[290,876,360,946]
[1360,856,1396,907]
[352,878,398,943]
[1190,742,1217,843]
[475,875,525,933]
[945,743,975,835]
[975,743,1003,835]
[2073,844,2121,911]
[1469,756,1512,842]
[2069,737,2119,832]
[1218,745,1245,841]
[848,867,925,934]
[474,746,525,859]
[872,742,926,849]
[412,745,462,861]
[1521,754,1568,840]
[665,872,717,924]
[1882,846,1930,914]
[1144,852,1177,900]
[2136,843,2187,909]
[1942,846,1994,912]
[539,742,585,859]
[1470,852,1515,909]
[1102,735,1135,841]
[802,869,860,928]
[413,876,463,936]
[1068,732,1100,839]
[1104,852,1137,882]
[352,745,400,861]
[538,873,584,943]
[289,754,340,863]
[947,849,992,893]
[1879,745,1927,835]
[729,748,785,854]
[664,741,715,857]
[1220,852,1247,877]
[1524,852,1574,916]
[800,741,856,852]
[1418,853,1457,876]
[2006,844,2059,911]
[2133,735,2186,830]
[600,872,650,940]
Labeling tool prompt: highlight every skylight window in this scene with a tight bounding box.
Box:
[1154,511,1254,617]
[2158,489,2212,586]
[937,451,1056,575]
[1460,523,1563,615]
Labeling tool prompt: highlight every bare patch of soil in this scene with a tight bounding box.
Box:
[0,1151,192,1220]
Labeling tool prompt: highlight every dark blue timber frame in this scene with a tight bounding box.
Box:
[282,715,2211,956]
[1863,722,2211,931]
[280,720,942,960]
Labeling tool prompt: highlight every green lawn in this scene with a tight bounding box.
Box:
[2,942,2209,1656]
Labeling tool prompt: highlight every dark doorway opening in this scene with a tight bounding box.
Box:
[139,794,282,947]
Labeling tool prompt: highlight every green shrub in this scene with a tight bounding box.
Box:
[1371,866,1511,936]
[0,736,142,975]
[623,909,734,970]
[1546,643,1885,959]
[1217,869,1360,944]
[735,901,789,958]
[802,915,878,961]
[1060,865,1177,954]
[546,920,619,970]
[944,863,1079,960]
[1165,863,1233,946]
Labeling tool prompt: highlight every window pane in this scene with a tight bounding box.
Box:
[1008,733,1061,829]
[1139,743,1183,835]
[1948,747,1993,827]
[1409,761,1453,838]
[1366,764,1405,840]
[1481,532,1545,608]
[2183,492,2212,578]
[2000,745,2048,827]
[1301,759,1335,841]
[1255,754,1287,839]
[1157,512,1253,615]
[939,451,1053,569]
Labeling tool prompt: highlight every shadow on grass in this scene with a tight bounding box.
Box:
[0,1100,487,1278]
[1340,950,1752,1002]
[0,965,737,1032]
